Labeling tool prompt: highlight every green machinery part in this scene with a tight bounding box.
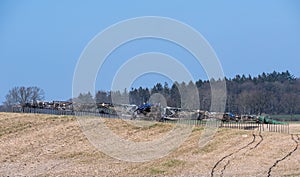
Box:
[258,116,287,124]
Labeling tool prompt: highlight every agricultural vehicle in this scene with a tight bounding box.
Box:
[132,103,162,121]
[256,116,286,124]
[222,112,237,122]
[161,107,207,121]
[97,103,117,115]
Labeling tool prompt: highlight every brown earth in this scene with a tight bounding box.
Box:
[0,112,299,177]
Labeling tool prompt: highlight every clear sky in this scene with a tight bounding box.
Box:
[1,0,300,102]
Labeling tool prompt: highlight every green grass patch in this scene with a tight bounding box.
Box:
[163,159,185,168]
[270,114,300,122]
[0,122,34,137]
[149,167,165,175]
[192,126,204,132]
[289,121,300,124]
[199,142,217,153]
[147,122,165,129]
[283,172,300,177]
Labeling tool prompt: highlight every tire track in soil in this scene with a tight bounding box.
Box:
[219,132,264,177]
[211,134,257,177]
[250,132,263,150]
[267,134,299,177]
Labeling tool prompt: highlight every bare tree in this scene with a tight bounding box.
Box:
[4,86,45,106]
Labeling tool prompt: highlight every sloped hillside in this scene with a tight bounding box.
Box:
[0,113,299,176]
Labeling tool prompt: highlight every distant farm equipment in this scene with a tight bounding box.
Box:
[131,103,162,121]
[6,100,290,134]
[20,101,73,110]
[222,112,237,122]
[257,115,287,124]
[162,107,209,121]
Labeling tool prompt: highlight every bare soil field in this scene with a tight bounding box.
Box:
[0,112,299,177]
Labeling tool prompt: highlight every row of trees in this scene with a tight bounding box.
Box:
[3,71,299,115]
[92,71,300,115]
[225,71,299,115]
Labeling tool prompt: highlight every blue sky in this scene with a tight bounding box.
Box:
[1,0,300,102]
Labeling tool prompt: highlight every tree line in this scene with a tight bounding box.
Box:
[93,71,300,115]
[3,71,299,115]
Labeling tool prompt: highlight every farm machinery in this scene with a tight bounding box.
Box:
[222,112,237,122]
[96,103,117,115]
[221,113,287,124]
[162,107,208,121]
[256,115,287,124]
[131,103,162,121]
[130,104,208,121]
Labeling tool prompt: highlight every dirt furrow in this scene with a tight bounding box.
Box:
[211,134,256,177]
[219,132,264,177]
[250,133,263,150]
[267,134,299,177]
